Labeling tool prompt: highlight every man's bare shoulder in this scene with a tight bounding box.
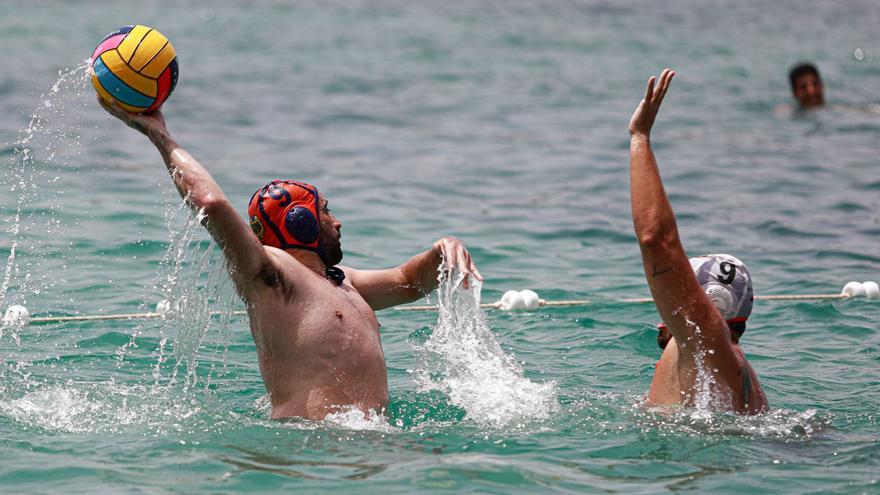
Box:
[246,247,318,300]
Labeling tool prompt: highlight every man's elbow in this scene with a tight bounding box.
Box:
[636,225,678,250]
[192,192,230,215]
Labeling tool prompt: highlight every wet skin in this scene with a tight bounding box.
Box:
[628,70,768,414]
[97,97,482,420]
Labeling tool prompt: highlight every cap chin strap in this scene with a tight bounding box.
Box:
[325,266,345,285]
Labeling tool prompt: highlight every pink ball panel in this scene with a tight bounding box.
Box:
[91,34,126,62]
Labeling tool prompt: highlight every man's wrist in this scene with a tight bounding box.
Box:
[147,125,171,145]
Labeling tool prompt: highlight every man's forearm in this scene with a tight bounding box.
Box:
[630,135,679,247]
[146,127,226,209]
[402,247,444,294]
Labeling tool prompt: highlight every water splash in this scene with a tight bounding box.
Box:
[115,200,238,393]
[688,320,720,419]
[667,316,733,418]
[412,266,558,428]
[0,61,91,341]
[0,379,207,434]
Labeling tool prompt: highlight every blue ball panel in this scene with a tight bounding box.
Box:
[93,56,156,108]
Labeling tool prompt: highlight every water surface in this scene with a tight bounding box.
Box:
[1,1,878,493]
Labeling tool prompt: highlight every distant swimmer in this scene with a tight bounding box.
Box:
[98,99,482,420]
[628,70,768,414]
[789,62,824,109]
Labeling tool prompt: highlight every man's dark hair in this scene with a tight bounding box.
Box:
[789,63,821,90]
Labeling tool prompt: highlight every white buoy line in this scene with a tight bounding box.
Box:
[1,281,877,327]
[399,281,878,311]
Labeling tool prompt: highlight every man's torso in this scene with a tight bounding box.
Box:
[246,249,389,419]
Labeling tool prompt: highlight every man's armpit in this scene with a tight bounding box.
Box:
[257,262,296,301]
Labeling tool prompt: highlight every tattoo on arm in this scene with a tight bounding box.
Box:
[651,265,673,278]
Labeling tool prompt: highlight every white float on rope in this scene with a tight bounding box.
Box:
[155,299,176,319]
[862,281,880,299]
[2,305,31,328]
[519,290,541,311]
[842,281,867,298]
[499,290,526,311]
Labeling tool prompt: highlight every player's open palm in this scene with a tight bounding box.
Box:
[629,69,675,138]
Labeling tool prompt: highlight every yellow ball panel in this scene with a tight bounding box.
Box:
[115,25,152,64]
[99,50,158,97]
[130,29,171,72]
[139,42,176,78]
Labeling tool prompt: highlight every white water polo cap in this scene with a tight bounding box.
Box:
[689,254,754,323]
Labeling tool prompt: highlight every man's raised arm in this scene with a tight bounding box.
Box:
[98,99,269,297]
[345,237,482,311]
[627,70,737,362]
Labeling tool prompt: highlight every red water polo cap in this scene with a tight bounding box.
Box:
[247,180,321,252]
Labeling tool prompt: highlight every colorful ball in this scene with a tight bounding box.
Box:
[90,25,179,113]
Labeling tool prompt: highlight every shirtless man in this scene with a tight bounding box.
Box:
[99,99,482,420]
[628,70,768,414]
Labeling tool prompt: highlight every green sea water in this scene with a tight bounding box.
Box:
[1,1,879,493]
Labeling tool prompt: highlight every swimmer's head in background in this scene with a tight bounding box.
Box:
[248,180,322,253]
[789,62,824,108]
[657,254,754,349]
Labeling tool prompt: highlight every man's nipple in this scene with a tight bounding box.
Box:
[335,310,343,319]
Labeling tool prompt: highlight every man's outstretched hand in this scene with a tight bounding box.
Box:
[628,69,675,139]
[433,236,483,289]
[97,95,167,138]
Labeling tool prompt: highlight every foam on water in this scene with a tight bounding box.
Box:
[635,404,832,440]
[323,407,398,433]
[413,266,558,428]
[0,379,206,434]
[250,395,397,433]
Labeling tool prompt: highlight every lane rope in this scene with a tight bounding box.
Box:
[396,292,853,312]
[2,281,877,326]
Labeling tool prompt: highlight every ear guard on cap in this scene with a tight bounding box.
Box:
[248,180,322,252]
[285,206,319,244]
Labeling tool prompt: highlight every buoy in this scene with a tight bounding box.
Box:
[155,299,177,319]
[500,290,525,310]
[2,305,31,328]
[842,281,866,298]
[863,281,879,300]
[519,290,541,311]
